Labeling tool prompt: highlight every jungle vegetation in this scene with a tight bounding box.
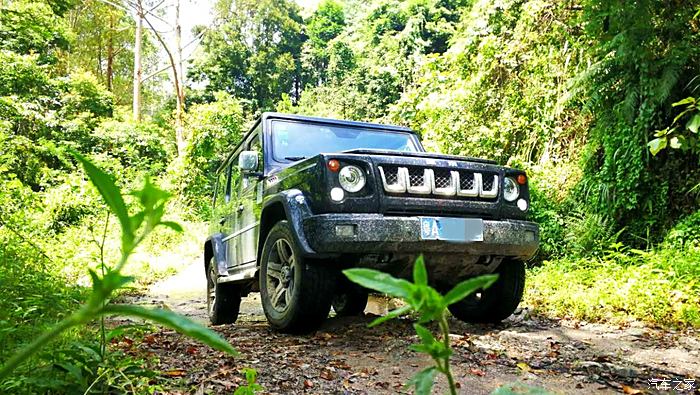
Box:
[1,0,699,391]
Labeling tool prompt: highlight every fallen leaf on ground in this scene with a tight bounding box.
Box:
[470,368,486,376]
[622,385,642,394]
[163,369,187,377]
[320,369,335,380]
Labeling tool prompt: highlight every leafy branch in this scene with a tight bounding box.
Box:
[0,151,236,379]
[649,96,700,156]
[344,256,497,395]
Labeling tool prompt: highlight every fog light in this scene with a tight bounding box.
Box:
[335,224,356,237]
[517,198,528,211]
[330,187,344,202]
[525,230,535,242]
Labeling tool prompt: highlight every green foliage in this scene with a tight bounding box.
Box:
[574,0,700,232]
[302,0,346,85]
[262,0,700,258]
[0,153,236,380]
[664,211,700,249]
[172,91,244,216]
[233,368,264,394]
[67,0,140,102]
[650,96,700,157]
[191,0,305,111]
[92,120,173,174]
[344,256,497,395]
[2,330,164,394]
[0,1,71,61]
[526,246,700,328]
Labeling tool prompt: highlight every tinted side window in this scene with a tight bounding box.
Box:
[241,130,261,191]
[250,133,262,171]
[214,170,227,208]
[229,163,242,200]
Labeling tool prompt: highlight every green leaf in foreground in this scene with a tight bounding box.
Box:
[70,150,133,248]
[101,304,237,355]
[405,367,437,395]
[343,268,414,298]
[443,274,498,306]
[413,254,428,286]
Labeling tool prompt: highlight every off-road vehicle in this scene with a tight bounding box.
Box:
[204,113,539,333]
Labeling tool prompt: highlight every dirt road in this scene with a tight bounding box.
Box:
[127,262,700,394]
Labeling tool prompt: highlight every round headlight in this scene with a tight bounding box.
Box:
[503,177,519,202]
[338,165,366,193]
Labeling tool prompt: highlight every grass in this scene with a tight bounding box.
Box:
[525,245,700,328]
[0,210,206,393]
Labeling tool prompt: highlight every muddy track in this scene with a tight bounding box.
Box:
[122,262,700,394]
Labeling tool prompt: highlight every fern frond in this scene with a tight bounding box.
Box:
[654,65,681,105]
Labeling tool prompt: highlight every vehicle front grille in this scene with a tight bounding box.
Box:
[378,165,499,199]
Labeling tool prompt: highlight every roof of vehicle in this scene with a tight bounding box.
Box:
[260,112,415,133]
[216,113,418,173]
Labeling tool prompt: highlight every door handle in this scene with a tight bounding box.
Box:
[237,205,244,212]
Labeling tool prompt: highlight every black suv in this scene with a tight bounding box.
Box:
[205,113,539,333]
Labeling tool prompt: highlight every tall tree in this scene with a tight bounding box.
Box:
[190,0,305,113]
[67,0,135,102]
[301,0,346,86]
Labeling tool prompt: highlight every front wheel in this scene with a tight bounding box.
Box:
[448,259,525,323]
[206,258,241,325]
[259,221,335,333]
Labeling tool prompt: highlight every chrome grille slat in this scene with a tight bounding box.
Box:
[457,172,479,197]
[406,168,432,195]
[378,165,498,199]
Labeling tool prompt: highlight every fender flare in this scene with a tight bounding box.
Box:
[261,189,317,257]
[204,233,228,277]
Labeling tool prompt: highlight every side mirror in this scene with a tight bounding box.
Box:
[238,151,259,172]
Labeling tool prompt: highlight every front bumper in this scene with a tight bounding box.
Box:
[303,214,539,260]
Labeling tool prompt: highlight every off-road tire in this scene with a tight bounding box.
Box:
[332,280,368,317]
[448,259,525,323]
[260,221,335,333]
[207,258,241,325]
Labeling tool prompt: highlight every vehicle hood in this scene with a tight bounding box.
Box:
[341,149,497,165]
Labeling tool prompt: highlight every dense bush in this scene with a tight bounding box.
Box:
[526,246,700,328]
[170,91,245,216]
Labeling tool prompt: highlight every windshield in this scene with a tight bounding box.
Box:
[271,120,420,161]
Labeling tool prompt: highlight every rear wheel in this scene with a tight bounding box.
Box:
[448,259,525,323]
[332,280,368,316]
[259,221,335,333]
[206,258,241,325]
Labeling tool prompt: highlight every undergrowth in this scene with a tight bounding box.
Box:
[526,245,700,328]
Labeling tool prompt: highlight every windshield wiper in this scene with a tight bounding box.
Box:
[284,156,306,161]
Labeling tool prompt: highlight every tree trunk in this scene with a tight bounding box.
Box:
[106,11,114,91]
[174,0,186,156]
[141,8,184,154]
[132,0,143,122]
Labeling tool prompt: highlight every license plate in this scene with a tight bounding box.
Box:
[419,217,484,242]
